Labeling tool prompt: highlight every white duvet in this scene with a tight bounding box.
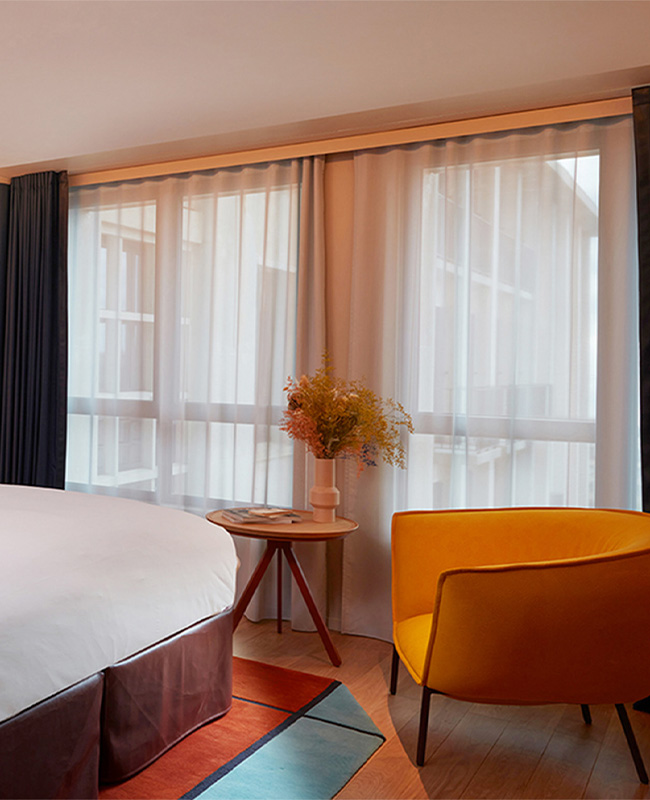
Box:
[0,485,237,723]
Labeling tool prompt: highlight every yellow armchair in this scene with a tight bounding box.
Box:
[390,508,650,781]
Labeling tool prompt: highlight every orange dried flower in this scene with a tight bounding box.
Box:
[280,354,413,472]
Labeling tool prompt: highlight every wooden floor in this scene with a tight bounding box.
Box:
[233,618,650,799]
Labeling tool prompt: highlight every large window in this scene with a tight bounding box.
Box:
[67,163,300,513]
[347,118,639,521]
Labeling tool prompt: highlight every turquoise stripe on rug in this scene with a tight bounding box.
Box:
[305,684,383,736]
[185,683,384,800]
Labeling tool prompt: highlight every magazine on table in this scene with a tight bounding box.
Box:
[222,507,302,524]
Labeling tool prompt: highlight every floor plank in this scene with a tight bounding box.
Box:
[584,707,650,800]
[461,704,565,799]
[522,727,602,799]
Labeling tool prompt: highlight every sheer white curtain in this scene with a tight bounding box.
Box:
[338,116,640,640]
[67,158,325,620]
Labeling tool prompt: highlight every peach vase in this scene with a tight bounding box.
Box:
[309,457,340,523]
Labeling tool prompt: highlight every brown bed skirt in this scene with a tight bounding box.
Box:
[0,672,104,800]
[0,608,233,800]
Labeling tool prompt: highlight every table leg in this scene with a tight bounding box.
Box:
[233,541,278,629]
[277,547,283,633]
[282,543,342,667]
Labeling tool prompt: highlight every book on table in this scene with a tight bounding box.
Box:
[222,507,301,524]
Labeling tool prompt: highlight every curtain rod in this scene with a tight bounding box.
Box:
[0,96,632,188]
[69,96,631,187]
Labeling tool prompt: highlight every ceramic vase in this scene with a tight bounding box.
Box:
[309,457,340,523]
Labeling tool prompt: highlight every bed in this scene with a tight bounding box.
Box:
[0,485,238,800]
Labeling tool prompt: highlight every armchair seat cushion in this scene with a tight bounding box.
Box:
[394,614,433,685]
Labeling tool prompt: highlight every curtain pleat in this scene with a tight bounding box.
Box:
[0,171,68,488]
[290,155,328,631]
[633,86,650,511]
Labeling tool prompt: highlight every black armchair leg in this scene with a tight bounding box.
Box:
[390,645,399,695]
[581,704,592,725]
[416,686,433,766]
[615,704,649,784]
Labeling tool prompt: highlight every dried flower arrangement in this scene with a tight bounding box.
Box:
[280,355,413,472]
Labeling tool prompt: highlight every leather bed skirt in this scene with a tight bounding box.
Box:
[0,673,103,800]
[0,608,233,800]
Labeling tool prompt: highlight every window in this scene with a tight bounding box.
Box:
[409,152,600,507]
[67,163,300,512]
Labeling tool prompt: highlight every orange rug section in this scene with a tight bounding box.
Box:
[232,656,332,711]
[99,658,333,800]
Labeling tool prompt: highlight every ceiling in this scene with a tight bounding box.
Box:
[2,0,650,178]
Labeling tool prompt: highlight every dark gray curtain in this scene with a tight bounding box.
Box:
[633,86,650,513]
[632,87,650,713]
[0,183,9,378]
[0,171,68,488]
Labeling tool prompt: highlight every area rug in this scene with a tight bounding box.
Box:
[100,657,384,800]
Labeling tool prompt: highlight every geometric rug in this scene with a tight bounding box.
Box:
[99,657,384,800]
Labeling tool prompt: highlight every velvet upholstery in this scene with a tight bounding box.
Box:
[391,508,650,776]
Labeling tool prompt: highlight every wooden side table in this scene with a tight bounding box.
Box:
[206,510,357,667]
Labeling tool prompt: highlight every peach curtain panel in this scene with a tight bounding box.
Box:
[330,117,639,640]
[66,117,639,641]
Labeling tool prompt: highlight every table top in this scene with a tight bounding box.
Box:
[206,509,358,542]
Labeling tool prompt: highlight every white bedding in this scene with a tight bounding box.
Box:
[0,485,237,723]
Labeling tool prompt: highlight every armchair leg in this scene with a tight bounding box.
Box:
[416,687,433,766]
[581,704,592,725]
[390,645,399,695]
[615,704,649,784]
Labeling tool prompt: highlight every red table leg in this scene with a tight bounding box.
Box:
[232,538,342,667]
[282,542,342,667]
[233,541,278,628]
